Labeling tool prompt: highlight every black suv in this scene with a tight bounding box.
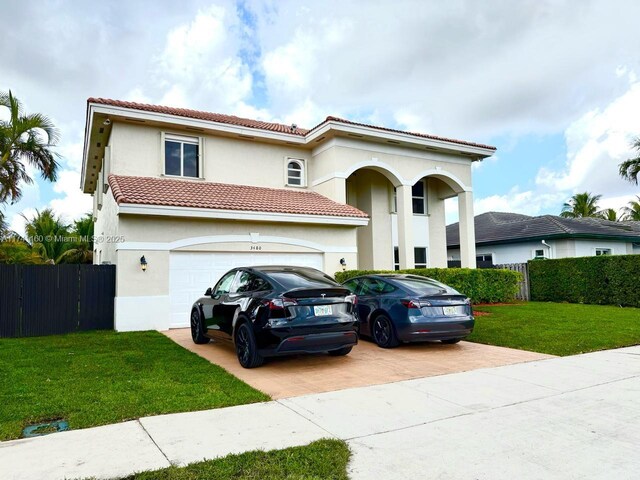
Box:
[190,266,359,368]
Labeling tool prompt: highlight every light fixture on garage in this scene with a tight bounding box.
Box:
[140,255,148,272]
[340,258,347,271]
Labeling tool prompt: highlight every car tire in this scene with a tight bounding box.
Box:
[235,322,264,368]
[372,314,399,348]
[190,309,210,345]
[328,346,353,356]
[441,338,462,344]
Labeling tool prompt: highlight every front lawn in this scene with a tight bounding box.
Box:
[468,302,640,356]
[117,439,350,480]
[0,331,269,441]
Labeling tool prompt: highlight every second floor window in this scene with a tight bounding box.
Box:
[286,159,305,186]
[165,134,199,178]
[412,179,427,214]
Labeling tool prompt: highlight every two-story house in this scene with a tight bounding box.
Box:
[82,98,495,331]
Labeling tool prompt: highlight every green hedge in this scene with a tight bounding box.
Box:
[334,268,522,304]
[529,255,640,307]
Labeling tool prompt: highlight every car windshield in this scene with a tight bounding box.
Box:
[267,271,338,290]
[392,277,460,295]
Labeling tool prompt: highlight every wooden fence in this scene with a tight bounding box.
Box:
[0,264,115,338]
[495,263,529,301]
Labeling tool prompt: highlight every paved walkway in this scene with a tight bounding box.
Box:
[1,346,639,479]
[164,328,552,398]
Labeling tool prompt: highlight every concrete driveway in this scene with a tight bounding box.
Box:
[164,328,552,398]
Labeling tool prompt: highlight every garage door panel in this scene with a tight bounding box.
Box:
[169,251,323,328]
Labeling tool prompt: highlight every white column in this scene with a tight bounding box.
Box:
[458,191,477,268]
[396,185,415,269]
[427,178,448,267]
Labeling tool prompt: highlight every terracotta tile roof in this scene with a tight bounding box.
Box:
[310,116,497,151]
[88,98,308,136]
[88,98,495,150]
[108,175,368,219]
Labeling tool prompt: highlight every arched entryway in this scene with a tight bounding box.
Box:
[345,166,474,270]
[346,167,400,270]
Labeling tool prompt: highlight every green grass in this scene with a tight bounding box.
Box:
[0,330,269,441]
[117,439,350,480]
[468,302,640,356]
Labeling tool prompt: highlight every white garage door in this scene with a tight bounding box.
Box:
[169,251,324,328]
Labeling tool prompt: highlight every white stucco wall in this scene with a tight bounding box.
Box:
[93,186,119,265]
[311,137,473,189]
[572,239,630,257]
[108,122,311,189]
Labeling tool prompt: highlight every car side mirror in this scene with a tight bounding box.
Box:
[205,287,212,296]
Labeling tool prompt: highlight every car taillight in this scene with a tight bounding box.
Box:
[263,297,298,311]
[401,299,420,309]
[401,299,431,308]
[345,294,357,305]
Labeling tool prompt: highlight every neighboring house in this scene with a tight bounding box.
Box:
[447,211,640,265]
[82,98,495,331]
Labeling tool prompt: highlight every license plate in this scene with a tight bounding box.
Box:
[443,306,460,316]
[314,305,332,316]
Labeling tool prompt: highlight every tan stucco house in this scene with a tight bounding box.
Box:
[82,98,495,331]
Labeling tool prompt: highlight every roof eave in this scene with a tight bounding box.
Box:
[447,232,640,249]
[116,202,370,226]
[87,103,307,143]
[305,120,495,158]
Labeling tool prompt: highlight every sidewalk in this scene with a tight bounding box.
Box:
[1,346,639,480]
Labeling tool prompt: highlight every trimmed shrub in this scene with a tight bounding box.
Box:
[529,254,640,307]
[334,268,522,304]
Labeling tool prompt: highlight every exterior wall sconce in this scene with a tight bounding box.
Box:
[140,255,148,272]
[340,258,347,271]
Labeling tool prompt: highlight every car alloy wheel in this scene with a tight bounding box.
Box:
[235,323,264,368]
[372,314,399,348]
[236,325,250,365]
[190,309,210,344]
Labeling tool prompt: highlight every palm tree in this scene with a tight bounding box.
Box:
[560,192,602,218]
[621,196,640,221]
[0,237,44,264]
[599,208,620,222]
[58,213,94,264]
[22,208,71,264]
[0,90,60,204]
[619,137,640,185]
[0,209,6,235]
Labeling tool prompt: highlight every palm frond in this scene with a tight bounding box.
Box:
[0,90,60,203]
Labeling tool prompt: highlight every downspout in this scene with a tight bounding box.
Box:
[541,240,552,259]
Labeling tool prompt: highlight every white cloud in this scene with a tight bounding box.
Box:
[536,77,640,200]
[48,170,92,223]
[152,4,255,114]
[252,1,640,140]
[474,188,566,217]
[9,207,36,239]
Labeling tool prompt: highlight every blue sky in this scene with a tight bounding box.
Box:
[2,0,640,232]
